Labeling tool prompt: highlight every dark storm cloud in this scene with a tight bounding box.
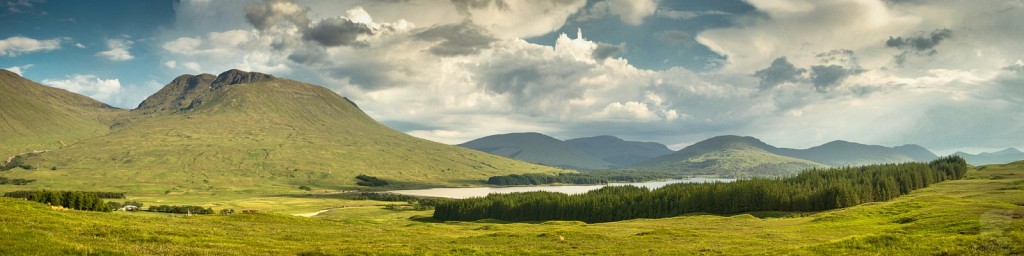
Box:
[592,43,625,61]
[886,28,952,64]
[753,57,805,89]
[303,17,374,47]
[413,22,497,56]
[810,65,850,92]
[451,0,510,15]
[244,0,310,31]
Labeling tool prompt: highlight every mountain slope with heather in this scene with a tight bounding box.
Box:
[0,70,124,159]
[3,70,563,192]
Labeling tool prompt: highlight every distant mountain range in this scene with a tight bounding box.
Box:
[565,135,673,166]
[459,133,955,177]
[457,133,672,170]
[0,69,563,191]
[955,148,1024,166]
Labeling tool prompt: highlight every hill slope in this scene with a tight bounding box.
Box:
[5,70,563,192]
[955,148,1024,165]
[458,133,616,170]
[894,144,939,162]
[631,135,825,177]
[0,70,124,158]
[775,140,916,166]
[565,135,672,166]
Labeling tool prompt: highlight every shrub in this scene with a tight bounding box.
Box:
[355,175,388,186]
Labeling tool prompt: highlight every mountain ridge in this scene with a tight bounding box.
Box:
[458,132,616,170]
[3,70,565,191]
[955,148,1024,165]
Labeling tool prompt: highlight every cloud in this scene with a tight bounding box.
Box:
[655,9,730,20]
[95,39,135,61]
[809,65,850,92]
[450,0,510,15]
[42,75,122,102]
[886,28,953,64]
[0,36,62,56]
[5,0,42,13]
[576,0,658,25]
[886,28,952,52]
[244,0,309,31]
[591,42,625,61]
[3,64,32,76]
[412,22,497,56]
[753,57,805,89]
[304,17,374,47]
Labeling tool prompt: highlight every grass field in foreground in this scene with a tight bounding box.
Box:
[1,163,1022,255]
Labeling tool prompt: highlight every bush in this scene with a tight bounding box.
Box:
[149,205,214,214]
[298,185,312,191]
[355,175,388,186]
[0,177,35,185]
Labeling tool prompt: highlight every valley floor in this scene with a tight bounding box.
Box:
[1,163,1023,255]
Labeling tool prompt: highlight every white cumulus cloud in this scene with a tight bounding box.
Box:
[42,75,122,102]
[96,39,135,61]
[0,36,62,56]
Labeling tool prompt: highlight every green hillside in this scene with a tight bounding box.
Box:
[459,132,616,170]
[565,135,672,166]
[1,162,1019,254]
[2,70,563,193]
[0,70,124,158]
[630,135,824,177]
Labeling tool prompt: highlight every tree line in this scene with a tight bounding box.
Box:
[0,177,35,185]
[148,205,215,214]
[4,190,125,199]
[434,156,967,223]
[3,190,115,212]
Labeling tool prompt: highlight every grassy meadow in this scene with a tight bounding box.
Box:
[1,162,1022,255]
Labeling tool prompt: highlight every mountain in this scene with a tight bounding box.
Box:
[955,148,1024,165]
[4,70,562,191]
[630,135,825,178]
[775,140,915,166]
[565,135,672,166]
[894,144,939,162]
[458,133,616,170]
[0,69,124,158]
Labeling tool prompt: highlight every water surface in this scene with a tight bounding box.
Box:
[388,178,735,199]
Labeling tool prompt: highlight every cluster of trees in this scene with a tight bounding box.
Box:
[487,171,681,186]
[149,205,215,214]
[0,177,35,185]
[0,156,33,171]
[434,156,967,223]
[4,190,125,199]
[356,175,388,186]
[3,190,114,212]
[354,192,442,208]
[487,173,608,185]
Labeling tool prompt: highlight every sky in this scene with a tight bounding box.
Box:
[1,0,1022,154]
